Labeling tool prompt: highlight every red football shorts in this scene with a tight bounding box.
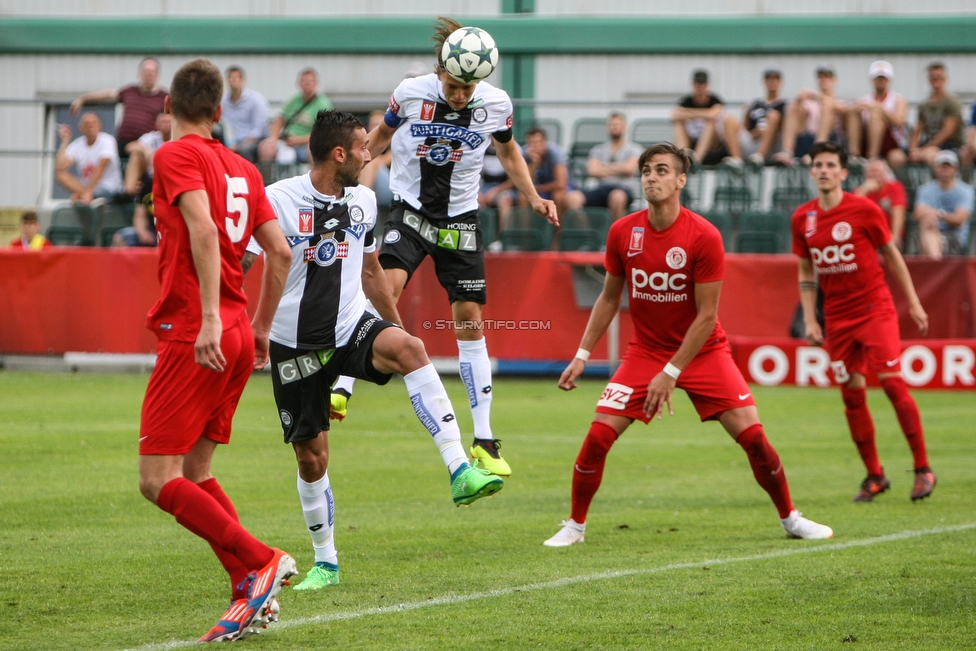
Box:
[140,314,255,455]
[825,309,902,382]
[595,342,756,424]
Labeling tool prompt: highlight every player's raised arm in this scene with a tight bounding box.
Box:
[879,240,929,336]
[362,250,403,328]
[643,279,721,420]
[367,118,397,159]
[797,257,824,346]
[250,219,292,369]
[559,272,625,391]
[494,135,559,226]
[179,188,226,372]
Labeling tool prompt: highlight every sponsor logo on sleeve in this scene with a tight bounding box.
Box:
[628,227,644,256]
[804,211,817,237]
[298,208,314,235]
[388,94,400,114]
[505,114,513,129]
[349,205,365,224]
[420,100,436,121]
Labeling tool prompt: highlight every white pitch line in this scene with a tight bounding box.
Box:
[123,522,976,651]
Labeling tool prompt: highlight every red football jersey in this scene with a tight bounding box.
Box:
[791,192,895,323]
[605,208,727,356]
[864,179,907,233]
[148,134,276,341]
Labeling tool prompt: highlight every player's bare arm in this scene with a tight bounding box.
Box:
[179,189,226,372]
[559,272,624,391]
[797,257,824,346]
[240,250,258,276]
[250,219,292,369]
[362,250,403,328]
[879,240,929,336]
[69,87,116,115]
[366,120,396,159]
[644,279,721,420]
[494,135,559,226]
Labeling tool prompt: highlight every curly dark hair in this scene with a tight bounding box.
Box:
[308,110,364,165]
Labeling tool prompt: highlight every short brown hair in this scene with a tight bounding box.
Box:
[524,125,547,140]
[638,142,691,176]
[170,58,223,123]
[21,210,38,224]
[809,141,848,169]
[433,16,464,68]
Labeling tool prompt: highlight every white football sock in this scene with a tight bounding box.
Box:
[333,375,356,396]
[297,471,337,565]
[457,337,493,440]
[404,363,468,475]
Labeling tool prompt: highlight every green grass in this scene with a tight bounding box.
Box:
[1,373,973,650]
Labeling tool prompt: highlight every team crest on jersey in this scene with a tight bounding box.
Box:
[666,247,687,270]
[349,205,365,224]
[831,221,852,242]
[306,239,349,266]
[417,143,463,166]
[472,107,488,123]
[805,211,817,237]
[298,208,314,235]
[628,227,644,254]
[385,230,401,244]
[420,101,436,121]
[344,224,368,240]
[388,94,401,115]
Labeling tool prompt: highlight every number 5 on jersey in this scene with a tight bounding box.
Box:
[225,175,249,243]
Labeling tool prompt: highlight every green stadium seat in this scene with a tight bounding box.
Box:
[499,228,545,251]
[772,187,811,214]
[558,228,600,251]
[97,203,135,246]
[736,231,780,253]
[702,211,734,251]
[47,225,86,246]
[479,207,498,246]
[50,204,96,245]
[738,211,792,252]
[712,186,753,218]
[629,118,672,148]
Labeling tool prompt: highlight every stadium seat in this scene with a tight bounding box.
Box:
[97,203,134,246]
[772,187,811,215]
[842,162,865,192]
[47,225,86,246]
[738,211,792,252]
[479,207,498,246]
[736,231,780,253]
[499,206,553,251]
[702,211,734,251]
[558,228,600,251]
[50,204,96,246]
[712,186,753,218]
[499,228,545,251]
[629,118,672,148]
[568,118,608,187]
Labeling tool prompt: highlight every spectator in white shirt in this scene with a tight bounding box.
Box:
[221,65,269,163]
[56,113,122,203]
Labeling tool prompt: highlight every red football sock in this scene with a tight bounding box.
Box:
[841,386,883,476]
[880,376,929,471]
[157,477,274,572]
[736,424,793,519]
[570,421,619,524]
[197,478,250,600]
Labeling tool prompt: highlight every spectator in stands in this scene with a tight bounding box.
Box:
[962,103,976,169]
[479,144,514,236]
[70,57,168,159]
[908,62,965,167]
[56,113,123,204]
[359,109,394,211]
[8,210,50,250]
[913,150,974,259]
[123,111,171,196]
[504,125,569,231]
[847,61,909,168]
[737,67,786,166]
[855,159,908,249]
[221,65,269,163]
[774,65,848,166]
[563,112,642,222]
[258,67,333,166]
[671,69,742,167]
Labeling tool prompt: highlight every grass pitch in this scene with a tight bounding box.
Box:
[0,372,973,650]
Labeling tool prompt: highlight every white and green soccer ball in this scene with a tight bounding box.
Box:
[441,26,499,83]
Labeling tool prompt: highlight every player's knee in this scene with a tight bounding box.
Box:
[879,375,912,404]
[295,445,329,481]
[841,385,867,410]
[578,421,619,461]
[138,475,163,504]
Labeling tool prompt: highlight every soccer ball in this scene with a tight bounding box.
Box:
[441,26,499,83]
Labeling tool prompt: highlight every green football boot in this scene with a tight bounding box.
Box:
[451,464,504,506]
[293,563,340,591]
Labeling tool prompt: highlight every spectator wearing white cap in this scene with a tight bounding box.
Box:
[908,62,964,167]
[847,61,908,168]
[913,150,974,258]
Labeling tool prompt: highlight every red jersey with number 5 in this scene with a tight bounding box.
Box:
[148,134,276,341]
[604,207,727,355]
[791,192,895,323]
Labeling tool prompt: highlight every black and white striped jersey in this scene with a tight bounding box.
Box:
[247,173,377,350]
[386,73,513,220]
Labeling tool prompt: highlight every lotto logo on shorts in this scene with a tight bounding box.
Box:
[597,382,633,410]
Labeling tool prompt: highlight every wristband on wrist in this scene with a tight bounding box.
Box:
[663,362,681,380]
[575,348,591,361]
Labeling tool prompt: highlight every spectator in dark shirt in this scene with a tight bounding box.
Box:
[737,67,786,166]
[909,62,965,166]
[671,69,742,167]
[70,57,169,159]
